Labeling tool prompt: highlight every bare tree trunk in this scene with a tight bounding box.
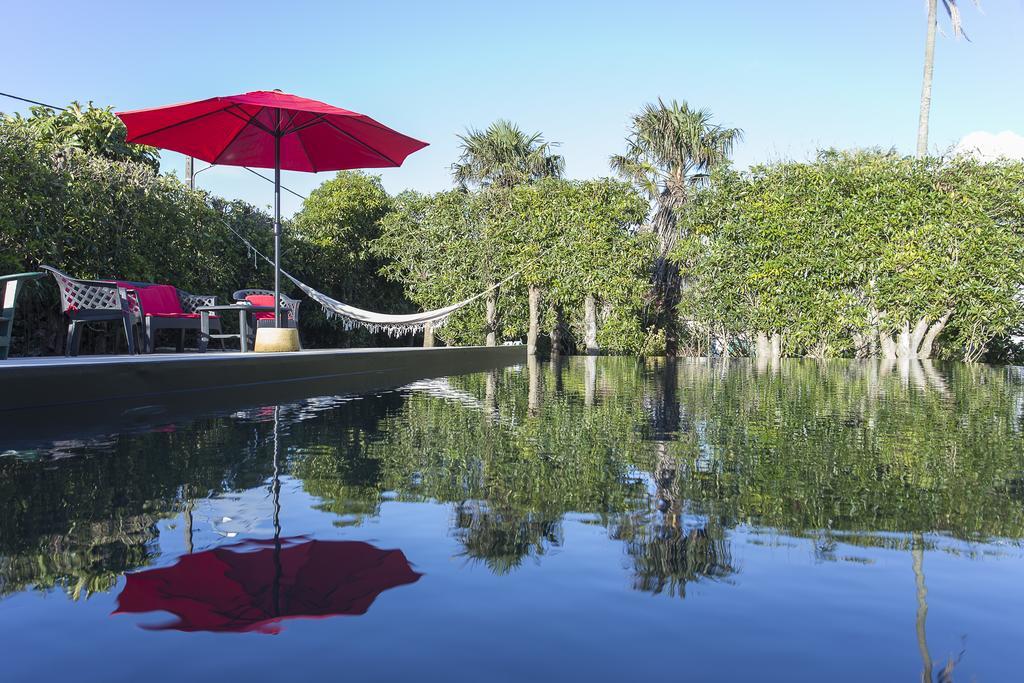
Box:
[755,332,771,359]
[918,311,951,359]
[550,304,566,357]
[917,0,938,157]
[527,285,541,356]
[882,313,951,360]
[485,287,498,347]
[880,332,898,360]
[769,332,782,360]
[423,321,434,348]
[584,294,599,356]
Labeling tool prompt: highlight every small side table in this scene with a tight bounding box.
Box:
[196,303,275,353]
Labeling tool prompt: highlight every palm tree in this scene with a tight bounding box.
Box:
[917,1,976,157]
[611,99,741,357]
[451,119,564,190]
[452,120,564,348]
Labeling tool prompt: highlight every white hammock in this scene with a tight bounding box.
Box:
[225,220,514,336]
[285,270,511,336]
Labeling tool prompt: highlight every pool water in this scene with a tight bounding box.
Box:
[1,358,1022,682]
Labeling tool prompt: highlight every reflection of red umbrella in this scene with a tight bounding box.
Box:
[117,91,427,326]
[114,538,421,634]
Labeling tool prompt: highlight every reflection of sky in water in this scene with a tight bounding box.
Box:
[1,359,1023,682]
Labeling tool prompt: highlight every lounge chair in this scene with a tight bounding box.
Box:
[1,271,44,359]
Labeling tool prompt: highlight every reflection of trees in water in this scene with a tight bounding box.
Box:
[452,501,563,575]
[5,357,1024,605]
[612,358,733,597]
[0,391,403,599]
[671,359,1024,540]
[0,513,159,600]
[611,511,732,597]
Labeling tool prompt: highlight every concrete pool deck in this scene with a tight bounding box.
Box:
[0,346,526,446]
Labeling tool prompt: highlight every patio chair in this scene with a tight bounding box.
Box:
[42,265,138,356]
[1,272,44,360]
[232,288,301,345]
[118,281,221,353]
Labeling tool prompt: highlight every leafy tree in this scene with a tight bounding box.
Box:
[290,172,410,347]
[679,150,1024,361]
[449,119,566,346]
[451,119,564,190]
[611,99,741,357]
[374,179,652,352]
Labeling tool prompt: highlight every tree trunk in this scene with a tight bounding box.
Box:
[917,0,938,157]
[527,285,541,356]
[485,287,498,347]
[769,332,782,360]
[882,313,951,360]
[918,311,951,359]
[423,321,434,348]
[651,200,683,359]
[880,332,898,360]
[550,304,566,357]
[755,332,771,359]
[584,294,599,356]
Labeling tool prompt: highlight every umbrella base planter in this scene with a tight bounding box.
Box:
[254,327,301,353]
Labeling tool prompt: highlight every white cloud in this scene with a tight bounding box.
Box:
[954,130,1024,162]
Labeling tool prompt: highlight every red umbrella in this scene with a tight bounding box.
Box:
[114,538,422,634]
[117,91,428,326]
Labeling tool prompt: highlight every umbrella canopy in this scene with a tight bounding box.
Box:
[116,91,427,327]
[114,538,422,634]
[116,90,428,172]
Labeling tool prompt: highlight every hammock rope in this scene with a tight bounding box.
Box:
[220,219,516,336]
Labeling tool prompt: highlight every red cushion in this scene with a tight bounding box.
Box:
[246,294,292,321]
[245,294,275,308]
[132,284,184,316]
[145,312,215,319]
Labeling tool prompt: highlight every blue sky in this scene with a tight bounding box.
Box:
[5,0,1023,216]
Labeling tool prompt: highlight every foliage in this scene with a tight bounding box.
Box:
[679,150,1024,360]
[4,101,160,172]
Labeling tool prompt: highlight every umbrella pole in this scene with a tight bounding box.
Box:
[272,405,282,617]
[273,111,282,328]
